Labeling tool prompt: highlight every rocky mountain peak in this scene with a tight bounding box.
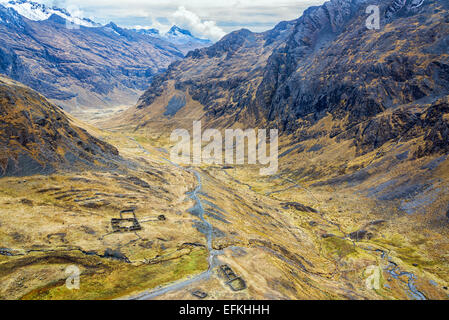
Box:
[167,25,193,37]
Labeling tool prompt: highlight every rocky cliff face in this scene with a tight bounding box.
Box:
[261,0,448,129]
[258,0,449,159]
[0,5,184,111]
[0,76,120,176]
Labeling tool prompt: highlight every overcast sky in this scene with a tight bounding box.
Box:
[37,0,327,40]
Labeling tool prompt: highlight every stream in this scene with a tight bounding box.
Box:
[128,138,428,300]
[129,139,221,300]
[361,246,427,300]
[376,249,427,300]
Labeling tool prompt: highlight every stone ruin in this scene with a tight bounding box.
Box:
[191,290,208,299]
[111,209,142,233]
[219,264,247,291]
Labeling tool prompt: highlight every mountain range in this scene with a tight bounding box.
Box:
[0,0,213,111]
[133,25,212,55]
[133,0,449,159]
[3,0,212,51]
[123,0,449,214]
[136,0,448,125]
[2,0,100,27]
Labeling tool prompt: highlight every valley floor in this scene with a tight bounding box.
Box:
[0,110,448,300]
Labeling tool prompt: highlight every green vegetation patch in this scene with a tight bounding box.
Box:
[20,248,208,300]
[323,237,356,259]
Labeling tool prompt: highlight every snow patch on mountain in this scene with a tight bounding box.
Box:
[1,0,99,27]
[165,25,210,44]
[0,1,211,54]
[131,25,212,54]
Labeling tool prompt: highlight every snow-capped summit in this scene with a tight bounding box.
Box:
[165,25,211,45]
[1,0,99,27]
[130,25,212,54]
[167,25,194,38]
[133,28,160,36]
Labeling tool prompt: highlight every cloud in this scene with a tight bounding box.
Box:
[172,6,226,41]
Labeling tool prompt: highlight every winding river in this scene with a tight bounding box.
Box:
[376,249,427,300]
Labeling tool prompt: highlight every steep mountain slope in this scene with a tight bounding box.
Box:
[128,0,449,215]
[133,0,449,158]
[0,4,184,111]
[135,0,448,130]
[260,0,449,133]
[130,19,298,129]
[0,75,119,176]
[253,0,449,208]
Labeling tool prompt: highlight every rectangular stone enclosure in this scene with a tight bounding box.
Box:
[219,264,247,291]
[111,209,142,233]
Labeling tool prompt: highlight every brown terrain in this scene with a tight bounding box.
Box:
[0,0,448,300]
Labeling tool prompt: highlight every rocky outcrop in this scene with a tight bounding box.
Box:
[349,230,373,241]
[415,98,449,158]
[282,202,318,213]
